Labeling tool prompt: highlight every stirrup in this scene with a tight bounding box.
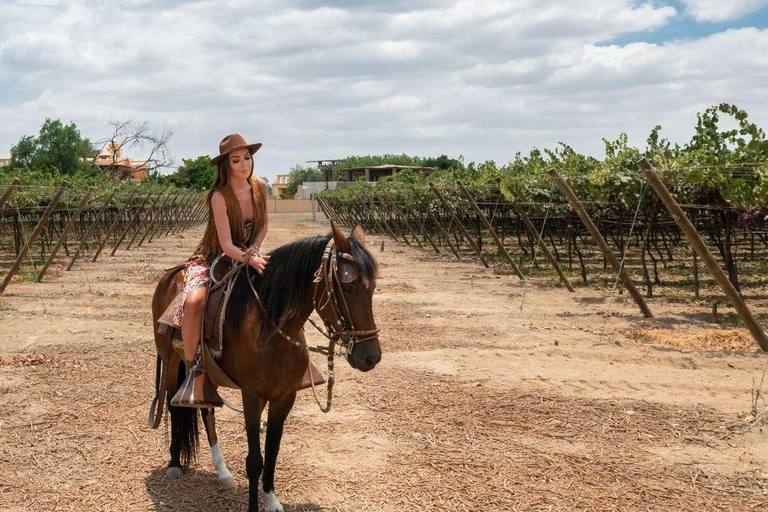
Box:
[171,362,224,408]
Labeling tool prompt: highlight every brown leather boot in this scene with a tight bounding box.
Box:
[171,360,224,408]
[297,361,326,391]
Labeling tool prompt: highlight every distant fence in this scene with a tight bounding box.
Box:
[267,198,322,214]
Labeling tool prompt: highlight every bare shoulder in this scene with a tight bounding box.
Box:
[210,190,226,210]
[254,177,268,193]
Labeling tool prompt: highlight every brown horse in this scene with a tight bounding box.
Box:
[150,223,381,511]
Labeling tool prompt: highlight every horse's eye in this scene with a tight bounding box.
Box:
[339,264,359,284]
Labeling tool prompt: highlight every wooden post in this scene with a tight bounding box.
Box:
[382,190,423,249]
[428,182,490,268]
[180,195,203,231]
[363,196,389,237]
[316,196,332,222]
[319,197,341,225]
[373,193,409,245]
[173,194,197,233]
[111,193,151,256]
[548,168,653,318]
[37,188,94,281]
[138,191,171,247]
[143,190,176,247]
[639,158,768,351]
[457,181,524,279]
[126,193,162,250]
[368,196,399,240]
[426,205,461,260]
[400,195,441,254]
[513,199,574,292]
[165,194,192,236]
[177,194,199,232]
[93,192,135,262]
[0,178,20,214]
[0,183,67,294]
[67,188,119,271]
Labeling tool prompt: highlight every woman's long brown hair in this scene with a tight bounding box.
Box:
[195,152,264,263]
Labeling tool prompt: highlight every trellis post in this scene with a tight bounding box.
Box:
[639,158,767,351]
[37,188,94,281]
[0,178,20,214]
[400,194,440,254]
[67,188,119,270]
[111,193,152,256]
[548,168,653,318]
[382,190,424,249]
[457,181,524,279]
[1,183,67,294]
[126,193,163,250]
[426,206,461,260]
[512,199,574,292]
[428,182,489,268]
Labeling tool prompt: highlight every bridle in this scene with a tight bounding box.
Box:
[310,238,380,353]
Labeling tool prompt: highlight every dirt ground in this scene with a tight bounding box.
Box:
[1,213,767,511]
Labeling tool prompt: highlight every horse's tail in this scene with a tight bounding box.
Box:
[147,355,164,429]
[171,361,199,467]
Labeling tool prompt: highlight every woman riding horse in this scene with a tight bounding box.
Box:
[152,223,382,511]
[157,133,270,408]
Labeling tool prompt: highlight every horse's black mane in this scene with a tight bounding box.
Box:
[226,233,377,346]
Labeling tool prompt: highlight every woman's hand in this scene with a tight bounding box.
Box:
[247,253,270,275]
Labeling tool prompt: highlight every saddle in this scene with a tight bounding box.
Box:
[162,260,229,359]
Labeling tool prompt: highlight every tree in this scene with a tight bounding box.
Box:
[182,155,216,190]
[93,119,174,179]
[9,135,36,169]
[9,119,95,174]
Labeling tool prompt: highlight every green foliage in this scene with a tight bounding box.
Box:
[9,118,95,175]
[286,165,325,197]
[318,105,768,214]
[161,155,216,190]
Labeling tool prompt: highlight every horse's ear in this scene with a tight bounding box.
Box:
[351,224,365,247]
[331,221,351,253]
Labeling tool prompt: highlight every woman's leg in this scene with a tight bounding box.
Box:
[172,282,222,409]
[181,285,207,362]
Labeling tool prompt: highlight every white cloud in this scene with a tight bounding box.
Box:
[0,0,766,181]
[681,0,768,22]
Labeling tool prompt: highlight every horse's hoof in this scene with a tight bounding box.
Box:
[218,476,238,490]
[263,490,284,512]
[166,466,183,479]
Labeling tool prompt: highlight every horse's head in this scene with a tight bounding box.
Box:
[314,223,381,372]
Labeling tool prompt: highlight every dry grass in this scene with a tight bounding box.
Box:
[627,328,760,352]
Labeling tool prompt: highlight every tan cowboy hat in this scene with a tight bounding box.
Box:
[210,133,262,166]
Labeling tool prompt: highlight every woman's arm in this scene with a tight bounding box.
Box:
[212,190,269,273]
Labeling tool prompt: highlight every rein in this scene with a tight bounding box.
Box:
[209,237,379,413]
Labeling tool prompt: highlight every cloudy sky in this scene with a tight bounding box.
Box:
[1,0,767,182]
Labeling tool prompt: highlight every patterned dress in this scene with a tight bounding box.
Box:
[158,219,255,330]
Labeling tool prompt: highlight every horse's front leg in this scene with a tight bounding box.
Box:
[200,408,236,490]
[262,392,297,512]
[243,391,267,512]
